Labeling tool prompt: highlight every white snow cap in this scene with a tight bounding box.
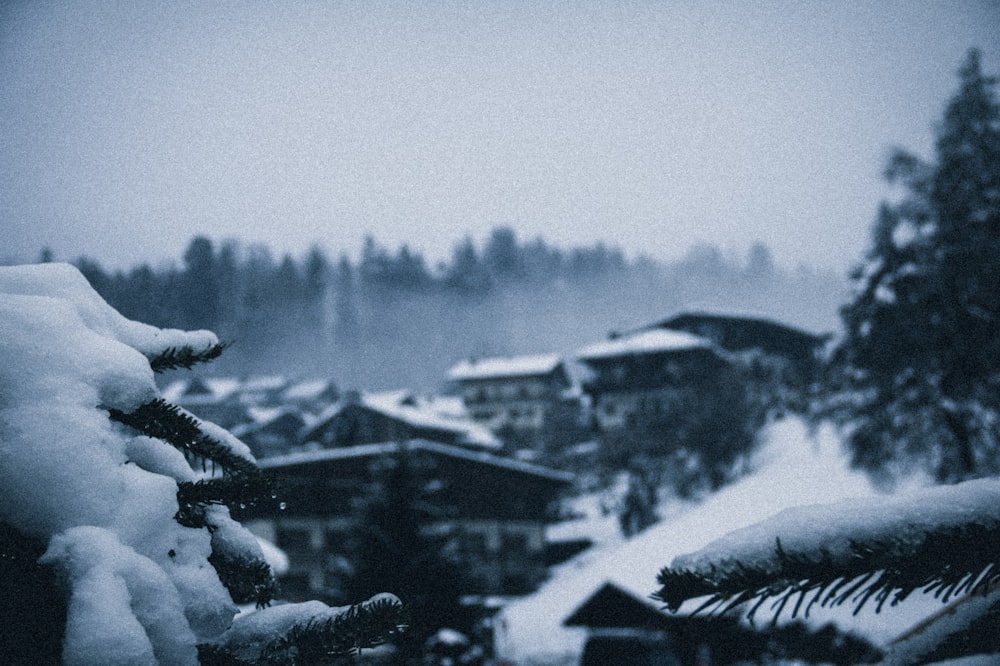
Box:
[447,353,564,381]
[0,263,255,664]
[576,328,711,361]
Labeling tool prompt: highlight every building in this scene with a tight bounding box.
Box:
[575,329,727,433]
[279,378,340,414]
[160,376,248,426]
[160,375,341,431]
[446,353,585,457]
[652,312,826,369]
[231,406,310,459]
[239,439,574,600]
[301,390,501,451]
[564,582,879,666]
[652,312,829,417]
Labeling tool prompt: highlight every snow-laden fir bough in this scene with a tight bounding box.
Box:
[0,262,403,665]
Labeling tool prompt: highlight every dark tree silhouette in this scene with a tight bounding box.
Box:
[825,49,1000,483]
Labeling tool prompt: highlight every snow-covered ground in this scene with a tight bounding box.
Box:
[495,417,946,665]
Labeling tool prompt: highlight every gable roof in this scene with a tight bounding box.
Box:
[281,378,339,403]
[654,311,827,358]
[160,376,241,404]
[305,390,501,450]
[575,329,712,362]
[258,439,574,485]
[447,353,565,381]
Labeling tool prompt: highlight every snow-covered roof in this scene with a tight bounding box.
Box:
[281,378,336,402]
[447,353,564,381]
[240,375,288,392]
[494,418,943,664]
[310,390,502,450]
[258,439,574,484]
[575,329,711,362]
[160,377,241,404]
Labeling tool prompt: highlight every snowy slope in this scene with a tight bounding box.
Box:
[495,417,935,665]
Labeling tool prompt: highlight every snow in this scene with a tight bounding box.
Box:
[0,262,218,358]
[213,593,401,662]
[256,536,290,577]
[447,353,564,381]
[0,263,264,664]
[309,389,502,450]
[672,476,1000,577]
[40,526,199,666]
[160,377,241,405]
[259,439,574,484]
[281,377,336,402]
[575,328,711,361]
[494,417,890,664]
[883,587,1000,665]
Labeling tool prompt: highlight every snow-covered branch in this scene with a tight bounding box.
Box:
[0,263,402,664]
[654,477,1000,621]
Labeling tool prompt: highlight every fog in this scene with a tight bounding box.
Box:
[166,242,846,393]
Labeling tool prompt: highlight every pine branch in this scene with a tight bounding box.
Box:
[175,475,280,528]
[200,596,406,666]
[654,522,1000,623]
[196,645,255,666]
[147,342,231,373]
[108,399,257,477]
[259,596,406,665]
[208,548,278,608]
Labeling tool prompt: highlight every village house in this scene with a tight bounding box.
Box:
[446,353,585,457]
[654,311,825,376]
[160,376,248,427]
[239,440,574,600]
[564,582,879,666]
[231,406,310,460]
[160,375,341,429]
[301,389,501,451]
[279,377,340,413]
[652,311,829,417]
[575,328,728,434]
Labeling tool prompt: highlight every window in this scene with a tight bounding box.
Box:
[277,527,313,552]
[501,531,529,556]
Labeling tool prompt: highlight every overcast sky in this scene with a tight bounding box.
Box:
[2,1,998,272]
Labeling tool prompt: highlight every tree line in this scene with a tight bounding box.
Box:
[53,228,843,391]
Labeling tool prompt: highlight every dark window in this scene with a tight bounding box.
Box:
[277,527,312,552]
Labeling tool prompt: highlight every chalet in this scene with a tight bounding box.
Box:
[565,582,879,666]
[653,312,826,365]
[159,376,248,426]
[280,378,340,414]
[575,329,727,432]
[301,390,501,451]
[237,375,290,407]
[652,312,828,416]
[446,353,584,456]
[231,406,309,459]
[239,440,574,600]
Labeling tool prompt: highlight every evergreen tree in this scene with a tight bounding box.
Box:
[181,236,222,330]
[444,236,492,294]
[483,226,525,282]
[825,50,1000,483]
[340,452,476,663]
[333,254,361,347]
